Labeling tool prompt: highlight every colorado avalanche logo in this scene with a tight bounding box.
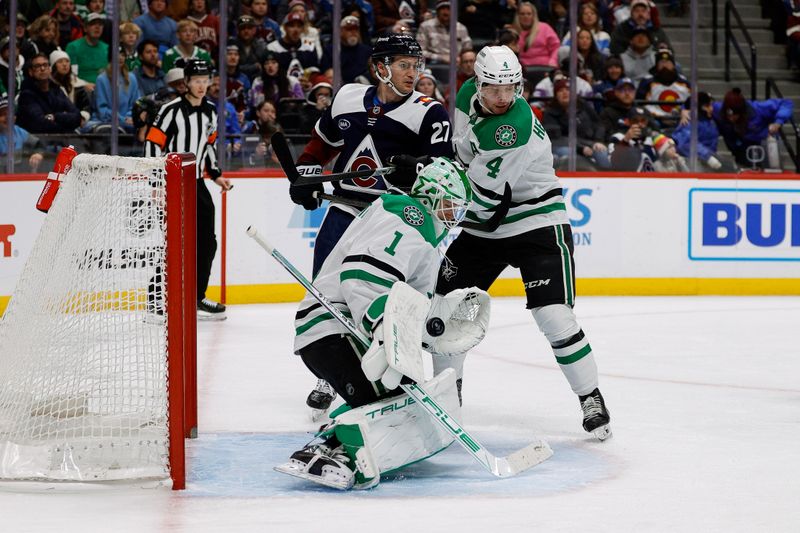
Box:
[658,89,680,113]
[495,125,517,147]
[403,206,425,226]
[350,155,380,187]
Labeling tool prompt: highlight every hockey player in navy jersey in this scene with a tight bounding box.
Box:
[288,33,455,418]
[436,46,612,440]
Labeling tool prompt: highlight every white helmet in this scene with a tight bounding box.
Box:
[410,158,473,230]
[474,46,523,109]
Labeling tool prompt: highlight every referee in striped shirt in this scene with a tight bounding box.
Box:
[145,59,232,320]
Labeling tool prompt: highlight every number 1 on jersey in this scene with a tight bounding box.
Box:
[384,231,403,256]
[486,156,503,179]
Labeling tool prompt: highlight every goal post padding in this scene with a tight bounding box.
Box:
[0,153,197,489]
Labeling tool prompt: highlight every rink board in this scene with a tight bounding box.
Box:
[1,171,799,314]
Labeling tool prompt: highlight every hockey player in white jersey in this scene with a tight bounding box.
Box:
[275,158,477,490]
[288,33,455,418]
[436,46,612,440]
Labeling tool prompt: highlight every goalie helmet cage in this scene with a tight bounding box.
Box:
[0,152,197,490]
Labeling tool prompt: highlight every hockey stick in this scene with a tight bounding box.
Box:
[246,227,553,477]
[313,191,369,209]
[271,131,394,186]
[459,182,512,233]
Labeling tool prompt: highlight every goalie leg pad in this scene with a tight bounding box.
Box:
[531,304,598,396]
[333,368,461,487]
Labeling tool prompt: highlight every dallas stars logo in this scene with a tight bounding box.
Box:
[403,205,425,226]
[495,125,517,147]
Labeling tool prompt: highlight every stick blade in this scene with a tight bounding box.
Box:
[491,439,553,477]
[271,131,300,183]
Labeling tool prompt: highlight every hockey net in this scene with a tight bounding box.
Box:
[0,153,197,489]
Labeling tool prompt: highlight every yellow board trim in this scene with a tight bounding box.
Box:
[3,278,798,317]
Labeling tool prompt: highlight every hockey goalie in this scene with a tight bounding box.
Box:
[274,158,491,490]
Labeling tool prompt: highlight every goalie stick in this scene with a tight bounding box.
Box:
[246,226,553,478]
[271,131,394,186]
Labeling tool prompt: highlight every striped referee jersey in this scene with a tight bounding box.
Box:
[144,96,222,180]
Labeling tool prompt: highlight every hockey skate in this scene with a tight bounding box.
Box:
[274,437,355,490]
[579,388,612,441]
[306,379,337,421]
[197,298,227,321]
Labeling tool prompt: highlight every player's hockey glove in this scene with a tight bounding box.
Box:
[290,164,323,210]
[386,155,433,191]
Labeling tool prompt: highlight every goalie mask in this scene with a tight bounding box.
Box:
[410,158,473,229]
[371,33,425,97]
[474,45,523,114]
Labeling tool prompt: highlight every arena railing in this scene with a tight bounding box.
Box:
[765,77,800,172]
[725,0,758,100]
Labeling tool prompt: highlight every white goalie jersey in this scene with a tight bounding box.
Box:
[453,78,569,239]
[294,194,447,353]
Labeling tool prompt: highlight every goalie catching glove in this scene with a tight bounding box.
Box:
[423,287,491,357]
[361,282,434,389]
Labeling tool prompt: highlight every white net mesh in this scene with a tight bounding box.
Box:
[0,154,174,482]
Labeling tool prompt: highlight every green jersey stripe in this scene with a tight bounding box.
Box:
[555,343,592,365]
[555,224,574,305]
[340,269,395,288]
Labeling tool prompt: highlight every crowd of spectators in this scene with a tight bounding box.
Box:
[0,0,795,172]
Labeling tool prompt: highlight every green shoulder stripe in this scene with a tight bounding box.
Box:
[380,194,446,247]
[473,98,535,151]
[456,77,478,116]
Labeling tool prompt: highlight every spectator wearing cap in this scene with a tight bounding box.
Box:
[77,0,113,45]
[7,13,29,43]
[599,76,660,144]
[416,1,472,65]
[635,47,690,130]
[49,49,91,124]
[283,0,324,61]
[608,106,658,171]
[609,0,670,56]
[65,13,108,84]
[249,0,282,45]
[371,0,410,37]
[86,46,140,134]
[299,74,333,131]
[651,133,689,172]
[461,0,515,43]
[672,91,730,172]
[135,39,167,96]
[267,11,319,79]
[620,27,654,83]
[49,0,84,50]
[133,0,178,52]
[324,15,372,84]
[456,48,476,92]
[593,55,625,109]
[235,15,269,80]
[532,70,595,109]
[242,99,281,166]
[247,50,304,111]
[186,0,220,54]
[514,2,561,68]
[559,2,611,58]
[165,67,187,94]
[712,87,794,169]
[0,37,25,95]
[21,15,61,65]
[120,22,143,71]
[162,20,213,73]
[0,97,45,172]
[415,69,447,105]
[543,76,610,170]
[224,41,252,115]
[17,52,82,135]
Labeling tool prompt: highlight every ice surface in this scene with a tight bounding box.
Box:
[2,296,798,532]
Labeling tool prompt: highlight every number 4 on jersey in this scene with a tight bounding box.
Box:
[486,156,503,179]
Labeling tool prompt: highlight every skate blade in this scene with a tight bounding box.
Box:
[274,464,353,490]
[592,424,612,441]
[197,313,227,321]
